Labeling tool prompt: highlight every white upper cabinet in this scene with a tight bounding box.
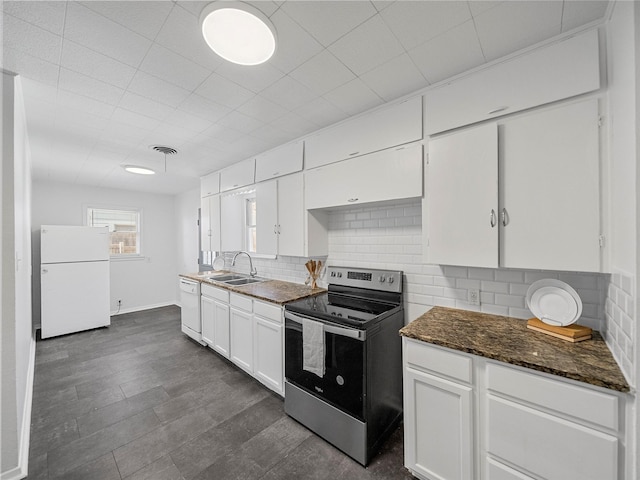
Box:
[425,123,499,268]
[424,98,602,272]
[424,29,600,135]
[200,172,220,198]
[499,99,601,271]
[220,158,255,192]
[305,96,423,170]
[305,142,423,210]
[220,189,247,252]
[255,140,304,183]
[201,194,221,252]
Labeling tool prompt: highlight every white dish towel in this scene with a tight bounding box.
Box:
[302,318,325,378]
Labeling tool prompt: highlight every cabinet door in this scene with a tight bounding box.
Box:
[212,300,230,358]
[255,140,303,182]
[201,172,220,197]
[305,142,423,210]
[404,367,474,480]
[201,295,215,346]
[220,158,255,192]
[277,173,305,257]
[201,195,220,252]
[487,395,618,480]
[255,180,278,256]
[230,307,253,373]
[253,315,283,395]
[500,99,600,272]
[425,123,498,268]
[305,96,423,169]
[220,191,246,252]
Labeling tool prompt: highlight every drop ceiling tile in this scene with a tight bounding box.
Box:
[177,94,231,124]
[214,61,285,94]
[269,112,318,137]
[289,50,356,96]
[236,95,288,124]
[371,1,395,13]
[261,76,318,112]
[154,5,223,70]
[79,1,174,40]
[380,1,471,50]
[54,106,110,134]
[474,1,563,61]
[127,71,191,108]
[173,1,208,17]
[268,10,324,74]
[248,124,292,146]
[217,111,265,134]
[323,78,383,116]
[360,53,427,101]
[64,3,152,68]
[468,1,502,17]
[281,1,377,47]
[58,68,125,106]
[409,20,485,84]
[3,1,67,35]
[55,90,117,119]
[147,122,201,146]
[329,15,405,75]
[118,92,175,121]
[246,1,281,17]
[2,48,59,86]
[195,73,255,109]
[111,108,160,131]
[200,123,245,144]
[4,13,62,64]
[293,97,348,128]
[164,109,213,134]
[139,44,212,91]
[61,40,136,89]
[561,1,609,31]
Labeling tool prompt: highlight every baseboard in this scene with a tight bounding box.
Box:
[111,301,177,316]
[1,336,36,480]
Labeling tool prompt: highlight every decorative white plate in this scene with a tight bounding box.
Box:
[526,279,582,327]
[212,256,224,271]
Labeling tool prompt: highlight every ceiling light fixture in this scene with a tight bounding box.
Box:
[200,2,276,66]
[124,165,156,175]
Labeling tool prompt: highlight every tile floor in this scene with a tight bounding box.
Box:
[26,306,414,479]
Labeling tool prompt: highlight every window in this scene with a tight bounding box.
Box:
[87,207,141,257]
[245,197,257,253]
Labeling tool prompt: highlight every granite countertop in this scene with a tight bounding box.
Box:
[179,272,325,305]
[400,306,630,393]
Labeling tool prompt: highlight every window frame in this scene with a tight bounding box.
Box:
[85,205,144,261]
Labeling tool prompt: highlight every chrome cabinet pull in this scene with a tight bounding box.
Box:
[501,208,508,226]
[348,198,358,203]
[274,225,278,234]
[490,209,496,228]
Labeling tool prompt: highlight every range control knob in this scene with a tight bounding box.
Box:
[378,276,386,283]
[337,272,342,278]
[330,271,336,277]
[388,277,395,284]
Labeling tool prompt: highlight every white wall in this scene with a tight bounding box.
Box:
[2,73,35,480]
[31,181,178,321]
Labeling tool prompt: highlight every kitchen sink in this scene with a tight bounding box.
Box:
[224,278,265,286]
[207,274,245,282]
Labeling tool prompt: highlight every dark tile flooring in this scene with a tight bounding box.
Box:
[26,305,414,479]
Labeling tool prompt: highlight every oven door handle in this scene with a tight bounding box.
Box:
[285,311,366,341]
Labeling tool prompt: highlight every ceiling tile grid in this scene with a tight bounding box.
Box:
[2,0,612,194]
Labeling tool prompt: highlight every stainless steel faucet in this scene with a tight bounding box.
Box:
[231,251,257,277]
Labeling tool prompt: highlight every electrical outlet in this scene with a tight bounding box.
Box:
[467,289,480,306]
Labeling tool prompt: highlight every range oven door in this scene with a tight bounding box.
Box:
[284,311,366,420]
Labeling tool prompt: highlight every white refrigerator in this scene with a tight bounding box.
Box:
[40,225,110,339]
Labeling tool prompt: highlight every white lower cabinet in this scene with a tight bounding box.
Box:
[202,288,284,395]
[404,367,474,480]
[253,300,284,395]
[230,294,254,374]
[402,338,627,480]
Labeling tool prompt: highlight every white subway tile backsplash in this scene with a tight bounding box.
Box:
[480,281,510,294]
[495,270,525,283]
[443,265,468,278]
[604,269,635,386]
[495,294,525,308]
[468,267,495,281]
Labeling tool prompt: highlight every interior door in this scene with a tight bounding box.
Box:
[500,99,600,271]
[425,123,499,268]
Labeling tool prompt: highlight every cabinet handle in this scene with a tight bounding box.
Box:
[278,225,281,234]
[501,208,509,227]
[349,151,360,156]
[274,225,278,234]
[487,106,509,115]
[272,171,279,176]
[490,209,496,228]
[348,198,358,203]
